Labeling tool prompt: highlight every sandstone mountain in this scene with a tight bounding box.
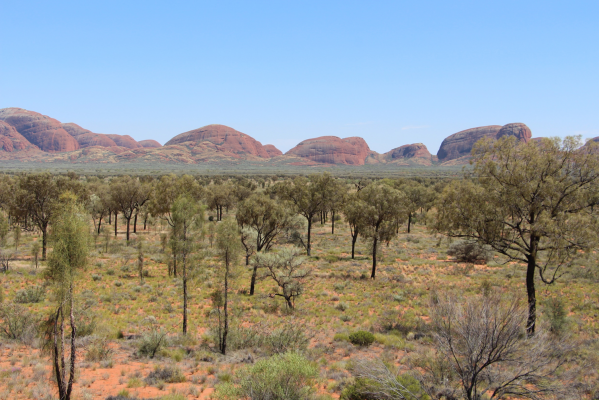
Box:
[264,144,283,157]
[285,136,370,165]
[0,107,537,168]
[437,123,531,163]
[138,140,162,148]
[165,124,273,159]
[61,123,119,148]
[0,108,80,152]
[0,121,41,153]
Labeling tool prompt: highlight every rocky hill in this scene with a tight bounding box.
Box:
[437,123,531,163]
[0,107,538,168]
[285,136,371,165]
[165,124,276,159]
[0,108,80,152]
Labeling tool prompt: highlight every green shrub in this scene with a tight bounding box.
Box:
[349,331,375,347]
[545,297,569,336]
[145,365,185,385]
[0,303,38,343]
[14,285,45,303]
[137,329,167,358]
[213,352,318,400]
[86,336,113,362]
[92,274,102,281]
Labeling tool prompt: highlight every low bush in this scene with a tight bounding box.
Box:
[349,331,375,347]
[86,336,113,362]
[137,329,167,358]
[0,303,38,343]
[447,241,490,264]
[145,365,186,386]
[213,352,318,400]
[14,285,45,304]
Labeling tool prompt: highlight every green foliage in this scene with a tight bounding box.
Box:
[145,365,186,386]
[0,303,37,342]
[213,352,318,400]
[545,297,569,336]
[349,331,375,346]
[0,213,8,245]
[85,336,113,362]
[447,241,490,264]
[137,327,167,358]
[14,285,46,303]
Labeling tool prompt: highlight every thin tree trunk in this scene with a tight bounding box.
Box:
[306,217,312,256]
[250,265,258,295]
[526,255,537,337]
[351,232,358,259]
[407,213,412,234]
[42,226,47,260]
[114,212,118,237]
[222,256,229,355]
[97,215,103,235]
[133,212,138,233]
[126,217,131,242]
[183,264,187,335]
[371,236,378,279]
[144,215,147,230]
[108,212,111,225]
[331,211,335,234]
[66,284,76,400]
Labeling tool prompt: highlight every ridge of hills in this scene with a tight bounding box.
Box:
[0,107,537,167]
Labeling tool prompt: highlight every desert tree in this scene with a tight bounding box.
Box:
[206,183,234,221]
[253,247,310,309]
[0,212,8,246]
[137,240,145,285]
[236,192,295,295]
[359,183,406,278]
[12,173,61,259]
[397,180,427,233]
[275,175,326,256]
[44,193,90,400]
[149,174,203,227]
[87,186,110,236]
[433,136,599,335]
[320,174,347,234]
[425,292,570,400]
[342,192,365,259]
[109,175,152,242]
[214,218,241,354]
[170,195,204,335]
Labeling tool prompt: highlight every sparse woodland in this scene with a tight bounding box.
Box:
[1,136,599,400]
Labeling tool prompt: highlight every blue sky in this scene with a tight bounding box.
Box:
[1,1,597,154]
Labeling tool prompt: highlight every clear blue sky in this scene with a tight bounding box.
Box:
[1,1,597,154]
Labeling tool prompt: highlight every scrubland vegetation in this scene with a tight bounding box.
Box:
[1,136,599,400]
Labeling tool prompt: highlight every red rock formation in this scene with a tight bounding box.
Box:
[0,108,79,153]
[285,136,371,165]
[165,124,271,158]
[62,123,119,148]
[437,125,502,161]
[496,123,532,142]
[0,121,39,152]
[386,143,432,161]
[105,134,142,149]
[138,140,162,148]
[264,144,282,157]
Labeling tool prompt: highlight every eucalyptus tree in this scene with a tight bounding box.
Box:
[170,195,204,335]
[236,192,295,295]
[206,183,234,221]
[12,173,61,259]
[149,174,203,227]
[342,192,365,259]
[433,136,599,336]
[44,194,90,400]
[275,175,326,256]
[358,183,406,279]
[109,176,152,242]
[214,218,241,355]
[253,247,310,309]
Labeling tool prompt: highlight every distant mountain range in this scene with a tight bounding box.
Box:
[0,107,537,167]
